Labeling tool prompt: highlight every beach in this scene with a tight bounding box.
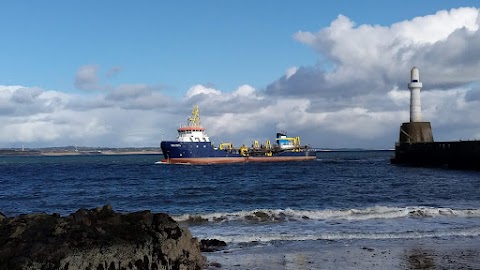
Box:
[205,237,480,269]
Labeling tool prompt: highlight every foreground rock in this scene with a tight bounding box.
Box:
[0,205,205,270]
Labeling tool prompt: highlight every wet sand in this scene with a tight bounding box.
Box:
[205,237,480,269]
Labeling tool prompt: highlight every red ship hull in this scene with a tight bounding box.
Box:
[160,155,316,165]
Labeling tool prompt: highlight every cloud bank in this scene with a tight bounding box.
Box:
[1,7,480,148]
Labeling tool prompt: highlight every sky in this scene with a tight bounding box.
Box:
[1,1,480,149]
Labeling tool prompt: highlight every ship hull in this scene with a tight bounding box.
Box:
[160,141,316,164]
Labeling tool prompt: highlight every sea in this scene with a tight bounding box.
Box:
[1,151,480,252]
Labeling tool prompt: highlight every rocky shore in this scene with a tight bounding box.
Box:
[0,206,205,270]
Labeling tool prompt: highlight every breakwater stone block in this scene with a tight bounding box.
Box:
[399,122,433,143]
[0,205,206,270]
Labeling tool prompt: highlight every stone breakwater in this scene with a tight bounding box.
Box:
[0,206,206,270]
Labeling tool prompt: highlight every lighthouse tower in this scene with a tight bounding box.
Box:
[398,67,433,144]
[408,67,423,122]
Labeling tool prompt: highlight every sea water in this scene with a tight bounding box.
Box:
[1,151,480,249]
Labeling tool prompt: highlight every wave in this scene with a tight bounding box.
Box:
[201,227,480,244]
[173,206,480,224]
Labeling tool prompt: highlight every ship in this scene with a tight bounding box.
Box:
[159,106,316,164]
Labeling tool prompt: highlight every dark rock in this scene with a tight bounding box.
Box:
[362,246,375,252]
[253,211,270,220]
[0,206,205,270]
[200,239,227,252]
[207,262,222,268]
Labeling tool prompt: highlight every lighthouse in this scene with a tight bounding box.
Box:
[408,67,423,122]
[397,67,433,144]
[392,67,480,169]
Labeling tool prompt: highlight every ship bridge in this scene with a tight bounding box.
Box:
[176,105,210,142]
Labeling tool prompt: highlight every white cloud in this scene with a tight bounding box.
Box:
[185,85,221,98]
[280,7,480,100]
[393,8,479,44]
[387,87,409,107]
[0,85,176,147]
[285,67,298,79]
[183,84,266,118]
[75,65,101,91]
[11,87,43,104]
[233,84,256,97]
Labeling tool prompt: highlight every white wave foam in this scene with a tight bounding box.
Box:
[203,227,480,244]
[173,206,480,223]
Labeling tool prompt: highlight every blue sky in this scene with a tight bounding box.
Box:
[1,1,480,148]
[2,1,476,93]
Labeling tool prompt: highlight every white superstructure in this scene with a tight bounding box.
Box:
[176,105,210,142]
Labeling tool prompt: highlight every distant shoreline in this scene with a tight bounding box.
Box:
[42,150,163,156]
[0,150,162,157]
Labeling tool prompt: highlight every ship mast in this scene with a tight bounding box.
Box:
[188,105,202,127]
[176,105,209,142]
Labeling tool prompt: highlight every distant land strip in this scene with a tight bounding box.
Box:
[0,147,162,156]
